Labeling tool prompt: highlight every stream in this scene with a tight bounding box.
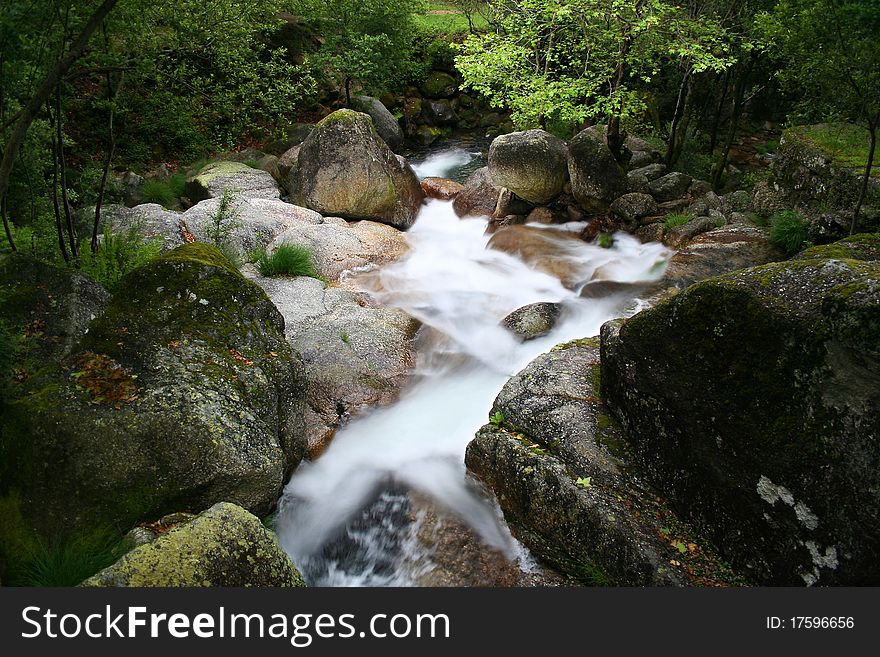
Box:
[275,144,672,586]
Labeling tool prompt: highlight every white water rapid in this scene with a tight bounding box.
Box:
[275,146,671,586]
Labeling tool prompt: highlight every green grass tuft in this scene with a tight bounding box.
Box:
[8,528,132,586]
[769,210,809,256]
[664,213,690,229]
[255,244,319,278]
[141,176,185,208]
[79,224,163,292]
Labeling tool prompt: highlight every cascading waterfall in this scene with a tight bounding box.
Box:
[275,145,671,586]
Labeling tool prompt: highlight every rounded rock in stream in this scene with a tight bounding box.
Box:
[502,302,562,341]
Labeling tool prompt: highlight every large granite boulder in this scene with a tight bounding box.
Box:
[663,225,785,288]
[0,255,109,364]
[466,341,737,586]
[290,109,424,230]
[567,127,627,212]
[601,235,880,584]
[82,503,305,587]
[488,130,568,205]
[252,276,419,457]
[185,161,281,203]
[1,244,307,554]
[351,95,404,152]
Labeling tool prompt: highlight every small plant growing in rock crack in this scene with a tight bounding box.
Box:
[205,188,243,266]
[489,411,505,428]
[597,232,614,248]
[340,332,350,344]
[664,213,690,229]
[254,244,320,279]
[575,476,592,488]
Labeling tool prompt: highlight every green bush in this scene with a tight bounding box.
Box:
[78,224,163,291]
[254,244,319,278]
[141,175,185,208]
[0,320,20,391]
[769,210,809,256]
[664,213,690,229]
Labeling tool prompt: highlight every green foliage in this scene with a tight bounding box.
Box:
[294,0,426,99]
[489,410,505,427]
[455,0,734,132]
[8,528,132,587]
[795,124,879,175]
[414,2,489,34]
[254,244,319,278]
[769,210,809,256]
[575,476,592,488]
[0,319,20,392]
[664,213,690,229]
[597,233,614,248]
[78,224,163,291]
[141,174,186,208]
[714,216,726,228]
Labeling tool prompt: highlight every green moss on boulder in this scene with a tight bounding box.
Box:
[601,249,880,584]
[1,244,307,574]
[82,503,305,587]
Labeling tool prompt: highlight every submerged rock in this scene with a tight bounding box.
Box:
[82,503,305,587]
[502,302,562,341]
[601,238,880,584]
[487,225,590,289]
[421,177,464,201]
[291,109,424,230]
[1,244,307,545]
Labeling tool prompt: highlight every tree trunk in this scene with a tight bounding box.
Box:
[0,0,119,210]
[56,86,78,259]
[93,71,122,253]
[48,103,70,263]
[665,67,692,167]
[708,68,731,156]
[851,114,878,235]
[711,57,753,190]
[1,194,14,251]
[606,38,631,162]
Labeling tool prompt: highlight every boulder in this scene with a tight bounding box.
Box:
[252,276,419,457]
[488,130,568,205]
[663,225,785,288]
[269,218,409,283]
[291,110,424,230]
[0,255,109,365]
[628,150,655,168]
[185,161,281,203]
[601,237,880,584]
[663,216,717,249]
[422,99,457,126]
[453,167,501,218]
[277,144,301,191]
[351,95,404,152]
[82,503,304,587]
[752,180,788,217]
[493,188,533,218]
[610,193,659,223]
[630,163,667,181]
[626,170,650,194]
[421,177,464,200]
[648,172,692,202]
[122,171,145,207]
[466,341,734,586]
[501,302,562,341]
[0,244,307,548]
[568,127,627,212]
[420,71,458,99]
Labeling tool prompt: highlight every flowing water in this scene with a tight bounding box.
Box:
[275,145,672,586]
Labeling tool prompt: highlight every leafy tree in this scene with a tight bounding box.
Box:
[292,0,426,104]
[455,0,734,156]
[760,0,880,233]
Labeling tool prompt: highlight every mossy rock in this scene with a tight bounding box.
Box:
[82,503,305,587]
[290,110,424,229]
[0,244,307,574]
[185,161,281,203]
[796,233,880,262]
[419,71,458,99]
[466,343,736,586]
[601,252,880,584]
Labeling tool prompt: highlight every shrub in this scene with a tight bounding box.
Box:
[664,213,690,229]
[254,244,319,278]
[79,224,163,291]
[597,233,614,248]
[769,210,809,256]
[204,188,244,267]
